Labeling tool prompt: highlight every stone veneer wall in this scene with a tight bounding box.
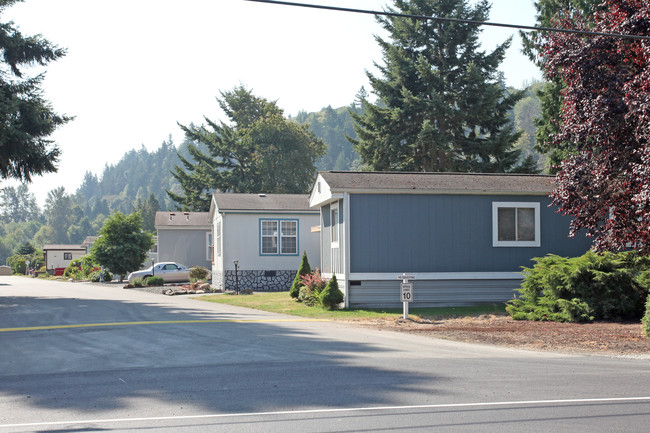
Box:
[222,270,295,292]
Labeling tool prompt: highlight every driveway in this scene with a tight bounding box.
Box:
[1,276,650,432]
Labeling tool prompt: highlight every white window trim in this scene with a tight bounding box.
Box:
[216,220,222,257]
[331,201,339,248]
[206,231,213,261]
[259,219,299,256]
[492,202,541,247]
[260,219,279,255]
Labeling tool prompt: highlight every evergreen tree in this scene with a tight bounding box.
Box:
[520,0,603,172]
[132,192,160,232]
[290,251,311,299]
[169,85,326,211]
[351,0,531,173]
[0,0,71,182]
[15,241,35,255]
[44,186,72,244]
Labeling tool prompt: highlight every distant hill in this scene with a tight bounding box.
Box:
[71,137,187,217]
[293,104,362,171]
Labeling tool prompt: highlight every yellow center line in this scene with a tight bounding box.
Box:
[0,318,329,333]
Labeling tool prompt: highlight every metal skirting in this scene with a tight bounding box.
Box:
[347,278,522,308]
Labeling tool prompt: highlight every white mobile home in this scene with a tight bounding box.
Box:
[209,193,320,291]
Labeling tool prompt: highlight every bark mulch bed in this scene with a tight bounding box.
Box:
[347,314,650,357]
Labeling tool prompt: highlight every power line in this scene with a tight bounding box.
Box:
[245,0,650,41]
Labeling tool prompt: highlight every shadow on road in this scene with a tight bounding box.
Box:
[0,288,449,417]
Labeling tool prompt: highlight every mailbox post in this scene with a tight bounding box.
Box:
[398,273,415,319]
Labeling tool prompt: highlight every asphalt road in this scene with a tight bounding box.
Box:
[1,276,649,432]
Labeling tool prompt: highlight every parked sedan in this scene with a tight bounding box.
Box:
[127,262,190,284]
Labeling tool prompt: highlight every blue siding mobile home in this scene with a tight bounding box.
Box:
[309,171,592,308]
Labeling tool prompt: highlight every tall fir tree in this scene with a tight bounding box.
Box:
[0,0,71,182]
[351,0,535,173]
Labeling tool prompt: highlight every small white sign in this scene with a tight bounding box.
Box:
[400,283,413,302]
[397,274,416,281]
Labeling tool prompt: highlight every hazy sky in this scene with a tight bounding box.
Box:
[3,0,541,207]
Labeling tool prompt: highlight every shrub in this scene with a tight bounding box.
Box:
[11,258,26,275]
[507,251,650,322]
[300,269,326,295]
[290,251,311,299]
[146,276,165,286]
[89,269,113,282]
[189,266,210,282]
[298,286,321,307]
[320,274,344,310]
[643,294,650,339]
[79,255,99,277]
[64,261,83,280]
[131,277,144,287]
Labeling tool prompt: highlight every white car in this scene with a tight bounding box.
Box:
[127,262,190,284]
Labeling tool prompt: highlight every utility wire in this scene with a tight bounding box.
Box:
[245,0,650,41]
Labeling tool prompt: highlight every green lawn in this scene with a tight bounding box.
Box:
[198,291,506,320]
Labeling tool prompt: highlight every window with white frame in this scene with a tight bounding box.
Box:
[260,219,299,255]
[280,220,297,254]
[492,202,541,247]
[331,202,339,246]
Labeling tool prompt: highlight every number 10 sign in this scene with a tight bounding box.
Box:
[400,283,412,302]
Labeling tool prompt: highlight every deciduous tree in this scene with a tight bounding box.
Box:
[169,85,326,211]
[541,0,650,251]
[91,212,153,281]
[0,183,40,222]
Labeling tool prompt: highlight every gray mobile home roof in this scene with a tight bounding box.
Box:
[212,193,314,212]
[155,212,211,228]
[318,171,555,194]
[43,244,85,251]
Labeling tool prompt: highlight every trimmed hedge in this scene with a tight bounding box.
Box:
[507,251,650,322]
[146,276,165,286]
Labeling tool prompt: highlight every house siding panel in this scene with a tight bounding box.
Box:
[158,229,211,269]
[349,194,591,274]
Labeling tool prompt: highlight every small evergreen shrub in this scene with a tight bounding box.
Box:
[189,266,210,282]
[642,294,650,339]
[290,252,311,299]
[320,274,344,310]
[131,277,144,287]
[146,276,165,286]
[507,251,650,322]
